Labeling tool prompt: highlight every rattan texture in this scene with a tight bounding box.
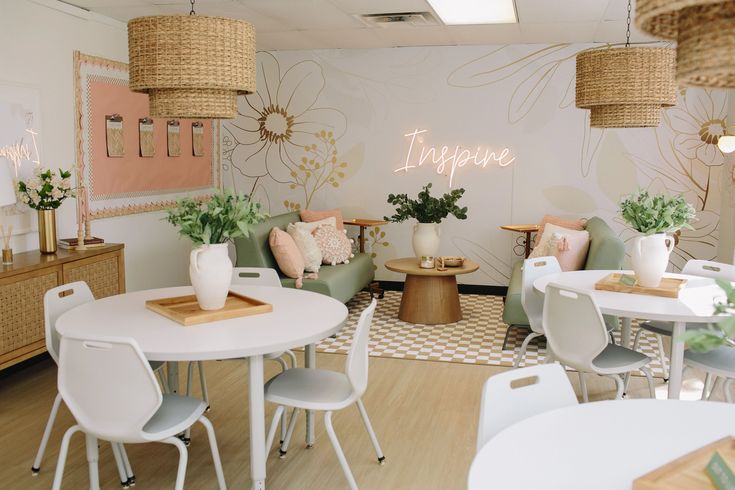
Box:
[64,256,121,300]
[635,0,725,39]
[576,46,676,128]
[0,272,58,356]
[128,15,256,118]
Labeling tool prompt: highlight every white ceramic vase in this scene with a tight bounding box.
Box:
[189,243,232,310]
[630,233,675,288]
[412,222,441,259]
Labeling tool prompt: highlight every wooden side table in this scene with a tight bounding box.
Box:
[343,218,388,253]
[385,257,479,325]
[500,224,540,258]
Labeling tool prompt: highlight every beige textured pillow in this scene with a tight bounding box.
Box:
[529,223,590,271]
[269,227,305,287]
[312,224,354,266]
[287,222,322,273]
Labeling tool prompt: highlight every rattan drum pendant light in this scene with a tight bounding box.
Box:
[637,0,735,88]
[127,0,256,119]
[575,1,676,128]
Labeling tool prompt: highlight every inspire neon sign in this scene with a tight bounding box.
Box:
[394,129,516,187]
[0,129,41,177]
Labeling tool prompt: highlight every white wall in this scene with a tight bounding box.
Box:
[0,0,191,290]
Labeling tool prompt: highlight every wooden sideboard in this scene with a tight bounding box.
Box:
[0,244,125,370]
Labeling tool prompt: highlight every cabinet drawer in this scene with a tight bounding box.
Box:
[62,250,123,299]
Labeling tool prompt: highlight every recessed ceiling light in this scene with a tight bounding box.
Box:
[427,0,517,25]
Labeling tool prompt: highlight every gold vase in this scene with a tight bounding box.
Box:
[37,209,57,254]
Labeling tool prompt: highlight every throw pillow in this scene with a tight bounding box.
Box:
[312,224,354,265]
[269,227,306,288]
[292,216,337,234]
[300,209,345,231]
[529,223,590,271]
[533,214,586,248]
[287,222,322,273]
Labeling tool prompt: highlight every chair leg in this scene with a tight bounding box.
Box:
[279,408,300,457]
[502,324,525,351]
[197,361,210,409]
[640,367,656,398]
[543,347,555,364]
[110,443,131,488]
[156,368,169,394]
[285,349,298,369]
[654,334,669,381]
[32,391,63,474]
[605,374,625,400]
[708,376,723,401]
[513,332,542,368]
[578,371,589,403]
[51,425,81,490]
[724,379,734,403]
[164,436,189,490]
[324,411,358,490]
[198,416,227,490]
[702,373,712,400]
[266,405,285,455]
[85,433,100,490]
[632,327,644,351]
[186,361,194,397]
[356,399,385,464]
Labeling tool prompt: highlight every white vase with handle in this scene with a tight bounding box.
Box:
[630,233,675,288]
[412,222,441,259]
[189,243,232,310]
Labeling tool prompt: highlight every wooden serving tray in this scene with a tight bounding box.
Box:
[595,273,687,298]
[146,291,272,326]
[633,436,735,489]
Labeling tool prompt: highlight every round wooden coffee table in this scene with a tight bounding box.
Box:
[385,257,479,324]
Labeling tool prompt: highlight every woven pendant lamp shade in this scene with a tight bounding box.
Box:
[128,15,256,119]
[636,0,735,88]
[575,47,677,128]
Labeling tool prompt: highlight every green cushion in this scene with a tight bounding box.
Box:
[280,253,375,304]
[502,261,527,326]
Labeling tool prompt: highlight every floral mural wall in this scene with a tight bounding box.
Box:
[222,45,730,286]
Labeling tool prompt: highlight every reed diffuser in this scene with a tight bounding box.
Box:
[1,224,12,264]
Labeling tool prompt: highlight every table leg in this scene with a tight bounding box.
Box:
[620,318,632,349]
[359,226,366,254]
[166,361,179,394]
[399,274,461,324]
[668,321,686,400]
[305,343,316,447]
[524,231,533,258]
[248,355,266,490]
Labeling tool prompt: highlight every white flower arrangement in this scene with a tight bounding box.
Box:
[17,167,74,210]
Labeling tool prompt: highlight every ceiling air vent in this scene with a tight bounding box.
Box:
[358,12,439,27]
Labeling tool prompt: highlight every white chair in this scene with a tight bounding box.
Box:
[263,299,384,490]
[476,364,578,452]
[543,283,655,402]
[33,282,166,487]
[685,347,735,402]
[514,256,561,367]
[633,260,735,380]
[52,334,226,490]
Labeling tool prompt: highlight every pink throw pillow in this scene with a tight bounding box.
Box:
[533,215,586,248]
[269,228,305,287]
[300,209,345,231]
[312,225,354,265]
[545,225,590,272]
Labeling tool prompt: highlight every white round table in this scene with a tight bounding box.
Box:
[468,399,735,490]
[56,285,348,490]
[534,270,726,399]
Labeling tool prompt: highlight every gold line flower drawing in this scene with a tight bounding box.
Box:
[222,51,347,185]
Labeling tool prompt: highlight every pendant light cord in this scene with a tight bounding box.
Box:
[625,0,632,47]
[190,0,196,16]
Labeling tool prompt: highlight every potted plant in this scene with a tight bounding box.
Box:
[619,190,695,287]
[17,167,74,254]
[166,189,265,310]
[384,183,468,259]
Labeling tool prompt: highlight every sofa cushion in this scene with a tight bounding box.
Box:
[235,211,301,270]
[502,261,528,326]
[287,223,322,273]
[533,214,586,248]
[313,225,353,265]
[269,228,305,285]
[300,209,345,231]
[280,253,375,304]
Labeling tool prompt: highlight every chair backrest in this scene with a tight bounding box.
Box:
[520,256,561,334]
[682,260,735,281]
[345,299,377,398]
[43,282,95,364]
[231,267,282,287]
[476,364,577,452]
[58,335,162,443]
[542,283,609,372]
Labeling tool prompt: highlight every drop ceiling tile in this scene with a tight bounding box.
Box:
[256,30,324,50]
[378,25,453,47]
[328,0,433,15]
[306,28,387,49]
[448,24,522,45]
[516,0,609,22]
[520,22,598,43]
[244,0,365,30]
[593,20,660,43]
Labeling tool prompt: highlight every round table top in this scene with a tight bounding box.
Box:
[469,399,735,490]
[384,257,479,277]
[534,270,726,323]
[56,285,348,361]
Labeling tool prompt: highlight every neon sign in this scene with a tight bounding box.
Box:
[0,129,41,177]
[394,129,515,187]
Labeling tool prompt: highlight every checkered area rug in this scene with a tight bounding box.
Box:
[316,291,666,378]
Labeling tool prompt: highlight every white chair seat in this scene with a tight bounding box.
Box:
[142,394,207,440]
[685,347,735,378]
[265,368,354,410]
[592,343,651,374]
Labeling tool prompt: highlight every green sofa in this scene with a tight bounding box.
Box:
[234,211,375,304]
[502,216,625,329]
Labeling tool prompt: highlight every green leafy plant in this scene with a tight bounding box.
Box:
[620,190,696,235]
[384,183,468,224]
[680,279,735,352]
[165,189,266,246]
[17,167,74,210]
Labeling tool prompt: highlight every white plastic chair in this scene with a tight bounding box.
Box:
[514,257,561,367]
[543,283,655,402]
[263,299,384,490]
[52,334,226,490]
[476,364,578,452]
[33,282,166,487]
[685,347,735,402]
[634,260,735,380]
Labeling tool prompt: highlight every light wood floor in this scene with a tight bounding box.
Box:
[0,351,718,489]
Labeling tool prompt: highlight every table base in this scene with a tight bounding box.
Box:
[399,274,462,324]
